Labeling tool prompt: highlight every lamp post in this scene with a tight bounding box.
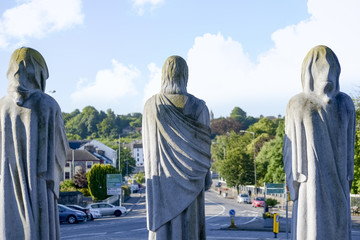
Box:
[240,130,256,186]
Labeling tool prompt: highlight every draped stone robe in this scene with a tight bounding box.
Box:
[283,92,355,240]
[142,93,212,240]
[0,91,68,240]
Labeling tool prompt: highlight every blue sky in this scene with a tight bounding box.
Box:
[0,0,358,118]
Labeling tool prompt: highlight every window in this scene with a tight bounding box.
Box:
[87,162,92,169]
[65,162,70,167]
[65,172,70,179]
[137,158,139,162]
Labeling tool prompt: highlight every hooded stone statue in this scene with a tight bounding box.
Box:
[142,56,212,240]
[0,47,69,240]
[283,45,355,240]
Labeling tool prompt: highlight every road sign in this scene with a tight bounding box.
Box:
[265,183,285,194]
[107,174,122,195]
[229,209,236,216]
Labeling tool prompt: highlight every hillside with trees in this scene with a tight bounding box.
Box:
[62,103,360,194]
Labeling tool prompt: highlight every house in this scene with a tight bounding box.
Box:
[69,139,116,168]
[64,149,101,180]
[133,143,144,167]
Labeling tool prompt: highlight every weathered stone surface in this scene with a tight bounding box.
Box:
[0,47,69,240]
[142,56,212,240]
[283,45,355,240]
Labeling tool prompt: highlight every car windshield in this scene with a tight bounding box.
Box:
[256,197,264,201]
[240,194,249,197]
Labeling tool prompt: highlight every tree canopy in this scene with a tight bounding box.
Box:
[63,106,142,140]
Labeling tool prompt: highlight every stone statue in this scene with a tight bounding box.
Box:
[142,56,212,240]
[283,45,355,240]
[0,47,69,239]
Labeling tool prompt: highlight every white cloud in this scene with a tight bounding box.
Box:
[0,0,84,48]
[143,62,161,103]
[185,0,360,118]
[71,60,140,109]
[131,0,164,15]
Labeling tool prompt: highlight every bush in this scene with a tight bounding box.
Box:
[60,180,77,192]
[265,198,279,208]
[263,212,274,219]
[122,185,130,197]
[79,188,91,196]
[87,164,119,201]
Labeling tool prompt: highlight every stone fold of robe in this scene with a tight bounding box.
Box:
[143,93,211,232]
[0,91,69,240]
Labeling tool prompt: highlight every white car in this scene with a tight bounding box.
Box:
[89,208,102,220]
[87,203,127,217]
[237,193,251,204]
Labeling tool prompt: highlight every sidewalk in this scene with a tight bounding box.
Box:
[121,192,143,216]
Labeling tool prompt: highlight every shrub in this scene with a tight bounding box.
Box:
[122,185,130,197]
[87,164,119,201]
[60,180,77,192]
[265,198,279,208]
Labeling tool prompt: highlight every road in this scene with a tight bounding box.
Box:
[60,190,360,240]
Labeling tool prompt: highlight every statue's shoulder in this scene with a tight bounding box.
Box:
[143,94,157,110]
[336,92,355,112]
[186,94,207,109]
[32,91,61,109]
[287,93,307,110]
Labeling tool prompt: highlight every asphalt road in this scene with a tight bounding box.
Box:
[60,190,360,240]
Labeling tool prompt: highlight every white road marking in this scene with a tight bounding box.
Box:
[205,198,226,221]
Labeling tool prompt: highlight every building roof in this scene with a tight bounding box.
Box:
[93,152,113,165]
[68,140,91,150]
[66,149,100,161]
[133,143,143,148]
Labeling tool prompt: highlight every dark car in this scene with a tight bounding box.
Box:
[58,204,87,224]
[66,204,92,221]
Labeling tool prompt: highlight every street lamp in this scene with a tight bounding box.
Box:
[239,130,256,186]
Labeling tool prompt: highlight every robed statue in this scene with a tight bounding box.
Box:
[0,47,69,239]
[142,56,212,240]
[283,45,355,240]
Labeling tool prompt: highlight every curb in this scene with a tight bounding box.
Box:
[123,197,143,216]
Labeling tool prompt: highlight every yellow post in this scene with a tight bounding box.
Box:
[273,213,280,238]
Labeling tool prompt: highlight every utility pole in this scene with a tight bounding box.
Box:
[118,135,121,173]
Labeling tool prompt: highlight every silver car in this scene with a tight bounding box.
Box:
[87,203,126,217]
[237,193,251,204]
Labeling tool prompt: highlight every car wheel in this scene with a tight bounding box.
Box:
[67,215,77,224]
[114,210,122,217]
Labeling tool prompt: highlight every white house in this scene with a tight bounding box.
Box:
[132,143,144,167]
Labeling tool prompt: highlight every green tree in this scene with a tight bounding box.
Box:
[87,164,119,200]
[351,95,360,193]
[247,117,277,137]
[118,147,136,177]
[230,107,247,123]
[256,119,285,185]
[134,171,145,184]
[212,132,254,190]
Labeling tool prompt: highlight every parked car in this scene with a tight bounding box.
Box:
[252,197,265,208]
[237,193,251,204]
[66,204,101,220]
[87,203,127,217]
[130,184,139,192]
[58,204,87,224]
